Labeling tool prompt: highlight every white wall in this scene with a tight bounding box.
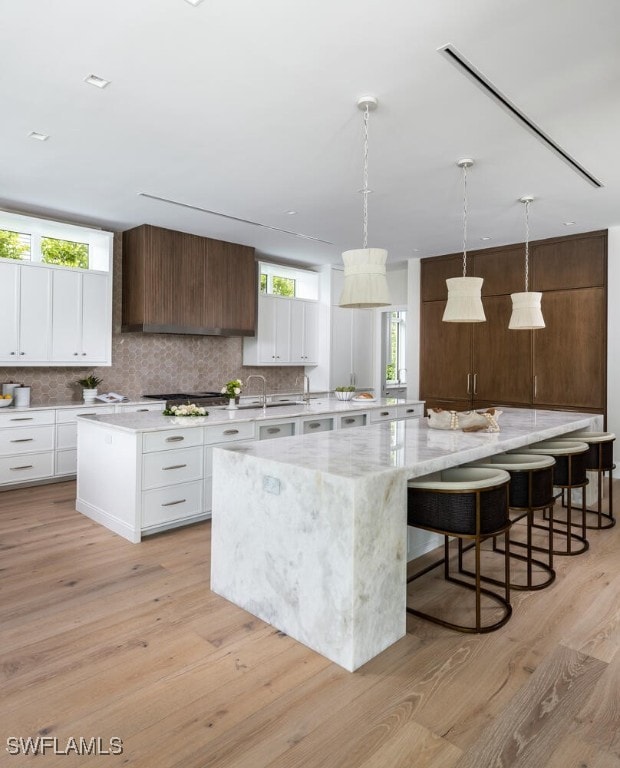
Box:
[607,227,620,475]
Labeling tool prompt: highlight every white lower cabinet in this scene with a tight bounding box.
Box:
[339,412,368,429]
[0,408,55,486]
[302,416,334,434]
[142,481,204,528]
[258,419,299,440]
[56,405,116,477]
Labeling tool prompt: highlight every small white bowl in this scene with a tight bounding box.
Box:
[334,390,354,401]
[0,396,13,408]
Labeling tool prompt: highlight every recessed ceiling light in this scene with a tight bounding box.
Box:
[84,74,110,89]
[412,248,419,252]
[564,221,576,226]
[284,210,298,215]
[481,236,492,241]
[28,131,49,141]
[184,0,204,5]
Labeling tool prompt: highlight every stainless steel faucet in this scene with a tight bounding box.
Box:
[294,374,311,404]
[245,374,267,408]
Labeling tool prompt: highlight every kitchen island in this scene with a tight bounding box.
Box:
[76,395,423,542]
[210,408,602,672]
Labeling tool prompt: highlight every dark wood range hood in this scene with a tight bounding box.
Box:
[121,224,257,336]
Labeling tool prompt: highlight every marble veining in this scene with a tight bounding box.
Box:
[210,408,601,672]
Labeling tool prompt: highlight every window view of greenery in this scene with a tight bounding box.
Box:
[385,311,406,383]
[260,273,296,297]
[0,229,30,260]
[41,237,89,269]
[272,276,295,297]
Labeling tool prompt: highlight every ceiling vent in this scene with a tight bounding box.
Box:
[138,192,333,244]
[438,44,603,189]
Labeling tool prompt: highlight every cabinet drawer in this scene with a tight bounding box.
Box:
[56,406,115,423]
[143,428,203,452]
[302,417,334,434]
[142,481,204,527]
[142,446,203,490]
[0,452,54,483]
[339,413,368,429]
[56,449,77,476]
[369,407,399,422]
[0,409,55,428]
[258,421,297,440]
[0,425,55,456]
[204,421,255,445]
[117,403,165,413]
[399,403,423,419]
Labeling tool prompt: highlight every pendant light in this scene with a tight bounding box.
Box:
[509,196,545,329]
[339,95,391,308]
[442,159,485,323]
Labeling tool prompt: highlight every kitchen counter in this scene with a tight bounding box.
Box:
[75,395,419,432]
[210,407,602,672]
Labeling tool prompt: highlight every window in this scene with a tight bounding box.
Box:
[0,229,31,260]
[258,262,318,300]
[0,210,112,272]
[384,311,406,384]
[41,236,89,268]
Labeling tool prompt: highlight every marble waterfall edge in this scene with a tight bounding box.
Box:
[210,447,407,672]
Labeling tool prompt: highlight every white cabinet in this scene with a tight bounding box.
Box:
[243,295,319,366]
[0,261,52,363]
[56,404,116,477]
[290,300,319,364]
[0,259,111,367]
[51,270,111,364]
[330,306,374,389]
[0,408,55,485]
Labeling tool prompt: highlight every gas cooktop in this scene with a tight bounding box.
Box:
[143,392,228,405]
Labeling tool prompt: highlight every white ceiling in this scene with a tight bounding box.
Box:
[2,0,619,268]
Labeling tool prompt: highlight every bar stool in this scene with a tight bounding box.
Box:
[556,431,615,530]
[511,440,589,556]
[406,467,512,633]
[465,453,556,590]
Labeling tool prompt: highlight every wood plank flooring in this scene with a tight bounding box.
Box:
[1,481,619,767]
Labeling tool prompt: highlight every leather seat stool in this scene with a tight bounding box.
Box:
[511,440,589,556]
[556,431,615,530]
[406,467,512,634]
[465,453,556,590]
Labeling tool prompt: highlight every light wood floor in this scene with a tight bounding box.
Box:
[1,481,619,767]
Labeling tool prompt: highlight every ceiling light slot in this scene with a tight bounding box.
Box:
[438,44,603,189]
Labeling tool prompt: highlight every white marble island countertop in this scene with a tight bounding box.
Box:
[211,407,602,672]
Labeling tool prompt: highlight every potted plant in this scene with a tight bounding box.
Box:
[221,378,244,410]
[76,374,103,404]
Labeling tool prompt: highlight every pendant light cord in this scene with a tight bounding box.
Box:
[524,198,530,292]
[462,162,468,278]
[362,103,370,249]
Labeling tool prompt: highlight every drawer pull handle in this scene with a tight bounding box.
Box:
[137,409,149,412]
[267,427,281,434]
[10,417,34,422]
[10,438,34,443]
[344,418,356,424]
[82,412,97,417]
[308,422,321,429]
[380,411,390,416]
[10,465,34,471]
[223,429,239,435]
[161,499,186,507]
[406,409,415,414]
[165,436,185,442]
[163,464,187,471]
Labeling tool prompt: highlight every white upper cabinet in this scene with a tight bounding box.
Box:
[51,270,111,364]
[0,262,52,363]
[243,295,319,366]
[0,210,113,367]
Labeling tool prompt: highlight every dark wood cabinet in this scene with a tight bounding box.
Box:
[420,231,607,416]
[122,225,256,336]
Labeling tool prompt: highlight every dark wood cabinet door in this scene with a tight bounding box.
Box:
[472,295,532,405]
[532,231,606,291]
[420,300,473,404]
[205,239,256,334]
[533,288,606,410]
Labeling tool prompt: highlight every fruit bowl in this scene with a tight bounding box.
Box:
[0,396,13,407]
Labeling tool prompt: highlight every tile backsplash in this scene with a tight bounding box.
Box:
[0,233,303,405]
